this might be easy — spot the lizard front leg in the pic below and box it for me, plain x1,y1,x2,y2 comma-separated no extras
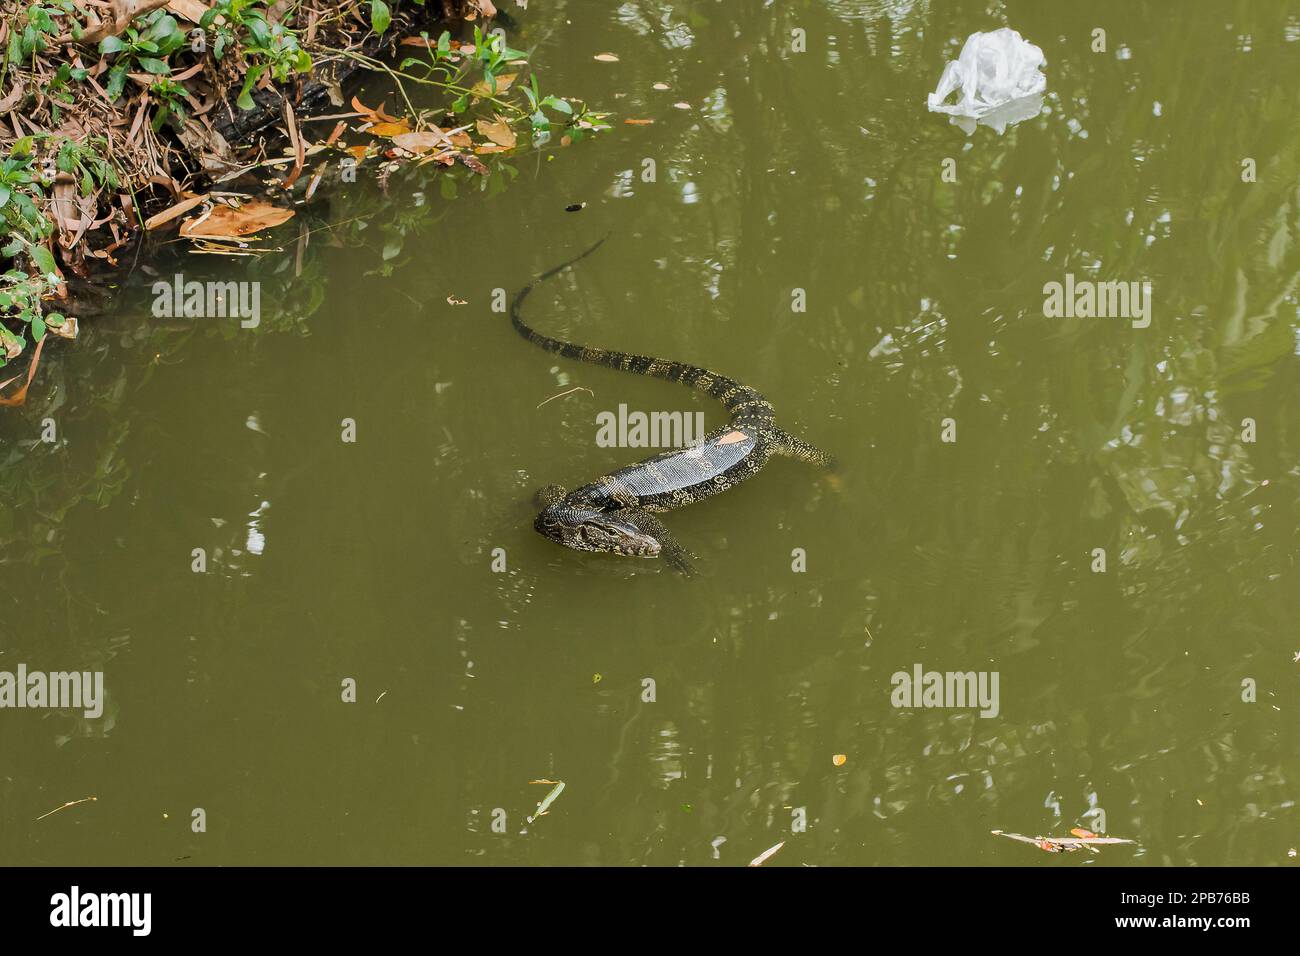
618,508,698,577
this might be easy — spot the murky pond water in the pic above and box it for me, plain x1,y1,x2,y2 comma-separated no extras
2,0,1298,866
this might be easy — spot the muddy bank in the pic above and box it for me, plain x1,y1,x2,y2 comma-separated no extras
0,0,606,402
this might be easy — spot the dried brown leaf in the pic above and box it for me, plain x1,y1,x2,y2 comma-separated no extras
367,121,411,137
392,130,449,153
471,72,516,97
180,200,294,239
166,0,209,23
457,153,489,175
475,115,516,149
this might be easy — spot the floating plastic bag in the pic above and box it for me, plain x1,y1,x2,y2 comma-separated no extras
927,27,1046,135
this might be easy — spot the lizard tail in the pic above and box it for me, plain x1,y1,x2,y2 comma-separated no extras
510,237,774,425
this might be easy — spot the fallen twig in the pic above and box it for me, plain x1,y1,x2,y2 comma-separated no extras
536,385,593,409
36,795,98,821
0,334,48,407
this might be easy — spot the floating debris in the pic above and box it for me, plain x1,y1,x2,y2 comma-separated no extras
179,200,295,240
992,828,1136,854
470,73,517,97
36,795,98,822
749,841,785,867
536,385,593,409
527,781,566,824
476,115,517,149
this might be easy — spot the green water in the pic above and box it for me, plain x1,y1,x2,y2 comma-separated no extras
2,0,1298,866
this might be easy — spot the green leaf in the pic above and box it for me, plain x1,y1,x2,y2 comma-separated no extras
31,314,45,342
137,57,171,74
105,66,126,101
32,245,57,276
246,18,270,46
152,14,182,47
237,65,265,110
99,35,126,55
371,0,391,35
12,193,40,226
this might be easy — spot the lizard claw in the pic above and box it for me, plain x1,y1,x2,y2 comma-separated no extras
663,547,698,578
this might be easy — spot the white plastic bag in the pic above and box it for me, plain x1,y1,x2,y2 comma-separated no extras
927,27,1046,135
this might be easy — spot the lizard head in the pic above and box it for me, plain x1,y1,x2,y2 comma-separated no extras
534,502,662,557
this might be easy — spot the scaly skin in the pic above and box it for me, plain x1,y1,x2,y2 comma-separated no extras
514,238,832,575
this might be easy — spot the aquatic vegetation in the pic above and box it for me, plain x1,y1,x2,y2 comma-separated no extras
198,0,312,109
